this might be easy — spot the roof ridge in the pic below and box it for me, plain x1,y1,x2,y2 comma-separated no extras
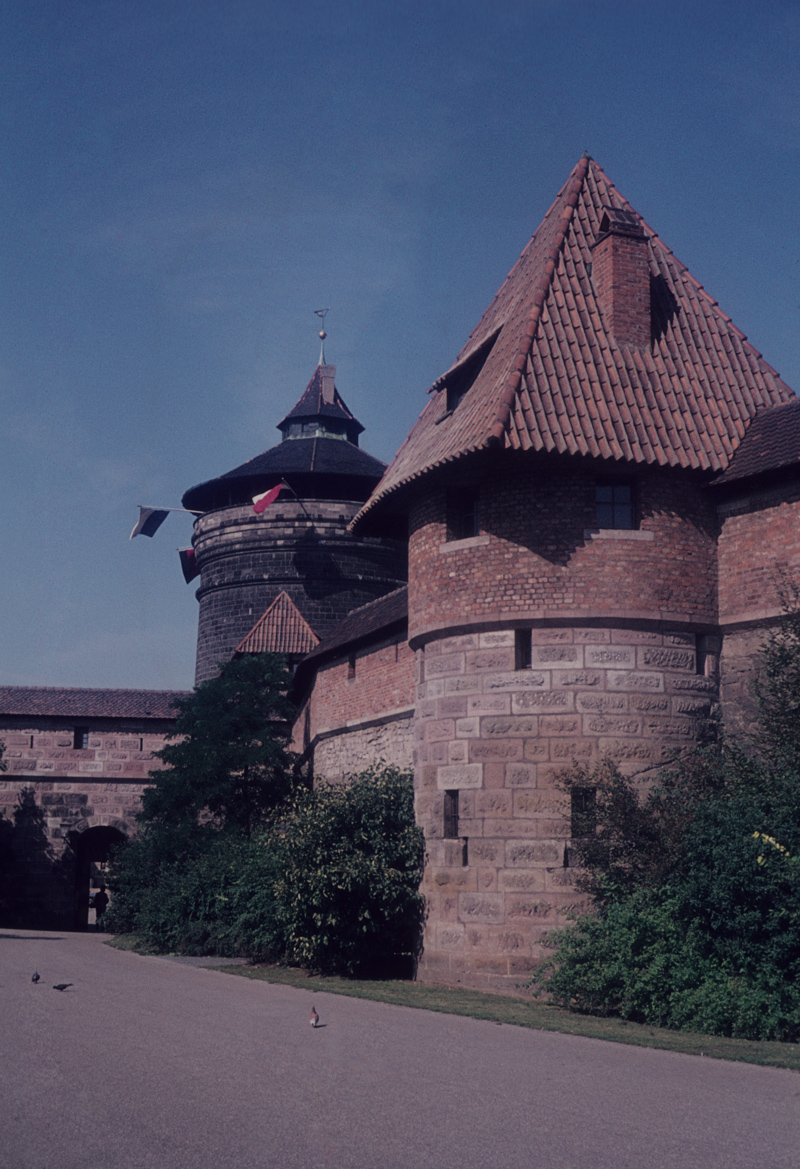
486,155,590,445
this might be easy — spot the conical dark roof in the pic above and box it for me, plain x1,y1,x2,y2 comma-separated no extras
353,156,795,530
183,363,386,512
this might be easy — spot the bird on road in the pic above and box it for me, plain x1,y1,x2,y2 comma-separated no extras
53,983,73,992
31,972,40,983
310,1005,319,1028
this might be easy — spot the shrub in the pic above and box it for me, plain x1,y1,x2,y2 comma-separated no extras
273,766,425,977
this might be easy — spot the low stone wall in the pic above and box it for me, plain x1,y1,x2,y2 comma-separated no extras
309,715,414,784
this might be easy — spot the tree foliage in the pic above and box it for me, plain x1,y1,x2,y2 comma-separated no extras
536,599,800,1041
141,653,297,838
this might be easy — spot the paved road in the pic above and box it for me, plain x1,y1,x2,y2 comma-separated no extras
2,930,798,1169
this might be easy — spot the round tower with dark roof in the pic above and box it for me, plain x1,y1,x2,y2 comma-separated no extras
183,362,406,684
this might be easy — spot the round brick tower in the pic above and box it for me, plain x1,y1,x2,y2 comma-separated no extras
183,361,406,684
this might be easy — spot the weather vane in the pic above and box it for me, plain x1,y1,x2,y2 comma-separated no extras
314,307,330,365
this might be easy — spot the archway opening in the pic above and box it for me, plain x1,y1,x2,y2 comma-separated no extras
71,825,126,931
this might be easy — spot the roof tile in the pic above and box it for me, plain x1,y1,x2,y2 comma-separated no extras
355,157,795,528
235,592,320,657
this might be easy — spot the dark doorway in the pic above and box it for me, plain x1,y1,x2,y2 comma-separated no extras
71,825,126,931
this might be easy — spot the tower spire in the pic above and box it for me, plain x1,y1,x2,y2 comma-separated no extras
314,307,330,365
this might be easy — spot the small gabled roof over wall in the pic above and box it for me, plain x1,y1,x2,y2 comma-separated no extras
354,156,795,530
712,397,800,485
235,592,321,657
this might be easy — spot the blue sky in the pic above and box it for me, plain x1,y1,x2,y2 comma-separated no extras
2,0,799,690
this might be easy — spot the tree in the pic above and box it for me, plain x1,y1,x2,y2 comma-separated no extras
141,653,298,838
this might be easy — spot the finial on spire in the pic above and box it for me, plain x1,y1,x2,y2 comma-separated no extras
314,307,330,365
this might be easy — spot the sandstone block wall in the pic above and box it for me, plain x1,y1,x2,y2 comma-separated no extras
414,625,716,990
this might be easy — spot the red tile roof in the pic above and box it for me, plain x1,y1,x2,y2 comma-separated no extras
0,687,187,720
235,592,320,657
354,157,795,527
712,397,800,484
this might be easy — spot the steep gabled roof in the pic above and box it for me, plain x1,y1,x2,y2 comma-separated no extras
712,397,800,485
355,156,795,527
235,591,320,657
0,687,186,720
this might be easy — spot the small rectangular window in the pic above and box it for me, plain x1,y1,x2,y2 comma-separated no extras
446,487,480,541
347,654,356,681
73,727,89,750
595,481,634,530
515,629,532,670
570,787,596,838
443,790,459,839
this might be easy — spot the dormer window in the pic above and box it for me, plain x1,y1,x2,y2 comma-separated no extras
438,329,501,417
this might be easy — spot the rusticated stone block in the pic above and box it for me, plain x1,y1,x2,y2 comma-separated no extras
424,719,455,742
481,715,538,737
629,693,670,713
425,654,465,679
458,892,504,924
531,644,583,666
574,628,610,644
443,676,481,695
506,840,562,866
607,670,664,692
583,715,641,736
663,631,694,646
576,692,628,713
477,867,498,891
455,717,480,737
436,926,465,949
505,896,558,921
479,630,515,648
523,740,549,761
551,669,602,688
585,645,635,669
611,629,662,645
539,714,581,736
469,739,522,762
642,717,695,739
485,671,549,692
531,629,572,644
599,738,654,762
668,675,717,694
467,694,511,715
469,838,502,864
436,763,482,789
506,762,539,786
673,696,712,715
448,740,468,763
475,790,512,817
639,646,695,671
499,869,546,892
513,790,562,816
438,696,468,717
550,739,596,761
512,689,573,713
466,649,515,672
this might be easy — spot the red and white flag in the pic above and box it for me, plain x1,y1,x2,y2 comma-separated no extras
252,483,283,514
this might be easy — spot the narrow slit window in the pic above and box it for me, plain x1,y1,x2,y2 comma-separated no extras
443,790,459,839
570,787,596,838
73,726,89,750
446,487,480,541
515,629,532,670
595,481,634,530
347,654,356,681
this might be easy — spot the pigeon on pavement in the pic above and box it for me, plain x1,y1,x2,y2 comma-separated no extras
310,1005,319,1028
31,972,40,983
53,983,73,992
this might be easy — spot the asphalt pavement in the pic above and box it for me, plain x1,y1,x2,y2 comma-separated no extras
2,929,798,1169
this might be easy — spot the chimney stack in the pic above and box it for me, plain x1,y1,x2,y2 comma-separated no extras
592,207,651,350
320,364,336,405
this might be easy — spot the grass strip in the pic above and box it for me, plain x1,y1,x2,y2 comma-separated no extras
218,962,800,1072
106,938,800,1071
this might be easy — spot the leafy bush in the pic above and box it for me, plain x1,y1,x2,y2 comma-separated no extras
273,765,425,977
535,597,800,1041
107,762,425,975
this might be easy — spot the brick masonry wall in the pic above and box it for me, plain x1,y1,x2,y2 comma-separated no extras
292,635,416,782
717,483,800,737
408,463,718,641
193,500,406,683
414,625,716,990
